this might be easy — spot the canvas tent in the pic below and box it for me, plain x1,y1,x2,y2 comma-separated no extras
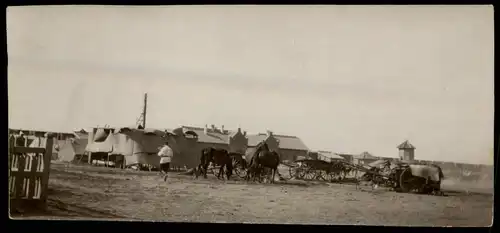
86,128,115,154
28,135,88,162
353,151,379,165
85,127,197,168
28,137,64,160
57,138,88,162
110,127,168,167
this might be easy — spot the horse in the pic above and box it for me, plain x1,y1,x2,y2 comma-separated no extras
244,147,261,181
245,141,281,183
198,147,234,180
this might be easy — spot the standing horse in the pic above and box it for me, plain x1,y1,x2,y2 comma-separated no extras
244,147,261,181
198,147,233,180
245,141,281,183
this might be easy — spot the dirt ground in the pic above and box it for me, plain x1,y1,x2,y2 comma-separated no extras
10,162,493,226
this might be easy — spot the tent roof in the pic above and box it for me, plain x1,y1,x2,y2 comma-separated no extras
353,151,378,160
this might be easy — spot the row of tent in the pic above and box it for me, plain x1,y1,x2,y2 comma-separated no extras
19,126,390,170
22,127,359,169
55,127,211,169
86,127,185,167
16,126,252,169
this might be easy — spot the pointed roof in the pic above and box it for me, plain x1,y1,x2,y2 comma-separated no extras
229,127,245,138
353,151,378,159
397,140,416,149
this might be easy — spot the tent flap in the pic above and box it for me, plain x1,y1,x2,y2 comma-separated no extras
94,128,110,142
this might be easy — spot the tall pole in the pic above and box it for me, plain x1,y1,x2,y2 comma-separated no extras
142,93,147,128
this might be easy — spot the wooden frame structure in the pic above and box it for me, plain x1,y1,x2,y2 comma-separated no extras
9,133,54,212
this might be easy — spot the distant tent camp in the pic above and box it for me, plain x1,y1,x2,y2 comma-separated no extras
29,136,88,162
85,127,179,168
84,126,204,169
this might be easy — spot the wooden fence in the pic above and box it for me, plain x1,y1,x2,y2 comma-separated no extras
9,134,54,211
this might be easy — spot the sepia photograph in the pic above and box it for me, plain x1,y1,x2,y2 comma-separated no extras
7,5,494,226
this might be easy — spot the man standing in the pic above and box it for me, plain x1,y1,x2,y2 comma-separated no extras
158,141,174,182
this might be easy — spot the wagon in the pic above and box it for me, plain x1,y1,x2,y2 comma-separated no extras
390,162,444,194
350,159,444,194
230,152,248,179
203,152,248,179
283,159,349,182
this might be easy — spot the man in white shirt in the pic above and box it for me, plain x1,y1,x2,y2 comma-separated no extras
158,141,174,182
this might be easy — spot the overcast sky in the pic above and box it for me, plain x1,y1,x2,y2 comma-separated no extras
7,5,494,164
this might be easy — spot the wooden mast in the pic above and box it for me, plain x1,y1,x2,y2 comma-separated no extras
135,93,148,129
142,93,147,128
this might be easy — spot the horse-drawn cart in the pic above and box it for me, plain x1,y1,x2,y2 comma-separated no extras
230,152,248,179
391,162,444,194
347,159,444,194
200,152,248,179
281,158,444,195
282,159,349,182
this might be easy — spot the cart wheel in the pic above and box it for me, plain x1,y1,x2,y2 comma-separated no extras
288,166,298,179
303,168,316,180
232,157,247,179
317,170,328,181
234,167,247,179
234,162,247,179
399,167,417,193
329,172,339,183
212,165,222,178
294,167,305,180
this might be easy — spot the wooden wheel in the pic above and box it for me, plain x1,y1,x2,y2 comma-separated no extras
233,162,247,179
294,167,306,180
289,166,298,179
303,168,316,180
212,165,223,178
231,155,247,179
399,167,417,193
317,170,328,181
329,172,340,182
288,167,298,179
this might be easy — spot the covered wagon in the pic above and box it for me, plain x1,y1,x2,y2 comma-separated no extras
392,161,444,194
357,159,445,194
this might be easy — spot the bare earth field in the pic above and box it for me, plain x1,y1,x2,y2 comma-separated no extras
11,162,493,226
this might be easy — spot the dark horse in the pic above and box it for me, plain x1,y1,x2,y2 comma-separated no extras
245,141,281,183
198,147,233,180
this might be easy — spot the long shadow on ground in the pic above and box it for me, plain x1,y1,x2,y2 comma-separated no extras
10,188,127,220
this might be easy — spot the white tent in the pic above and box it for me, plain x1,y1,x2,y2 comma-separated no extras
57,138,88,162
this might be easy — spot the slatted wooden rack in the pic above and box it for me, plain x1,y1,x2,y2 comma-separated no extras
9,134,54,211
